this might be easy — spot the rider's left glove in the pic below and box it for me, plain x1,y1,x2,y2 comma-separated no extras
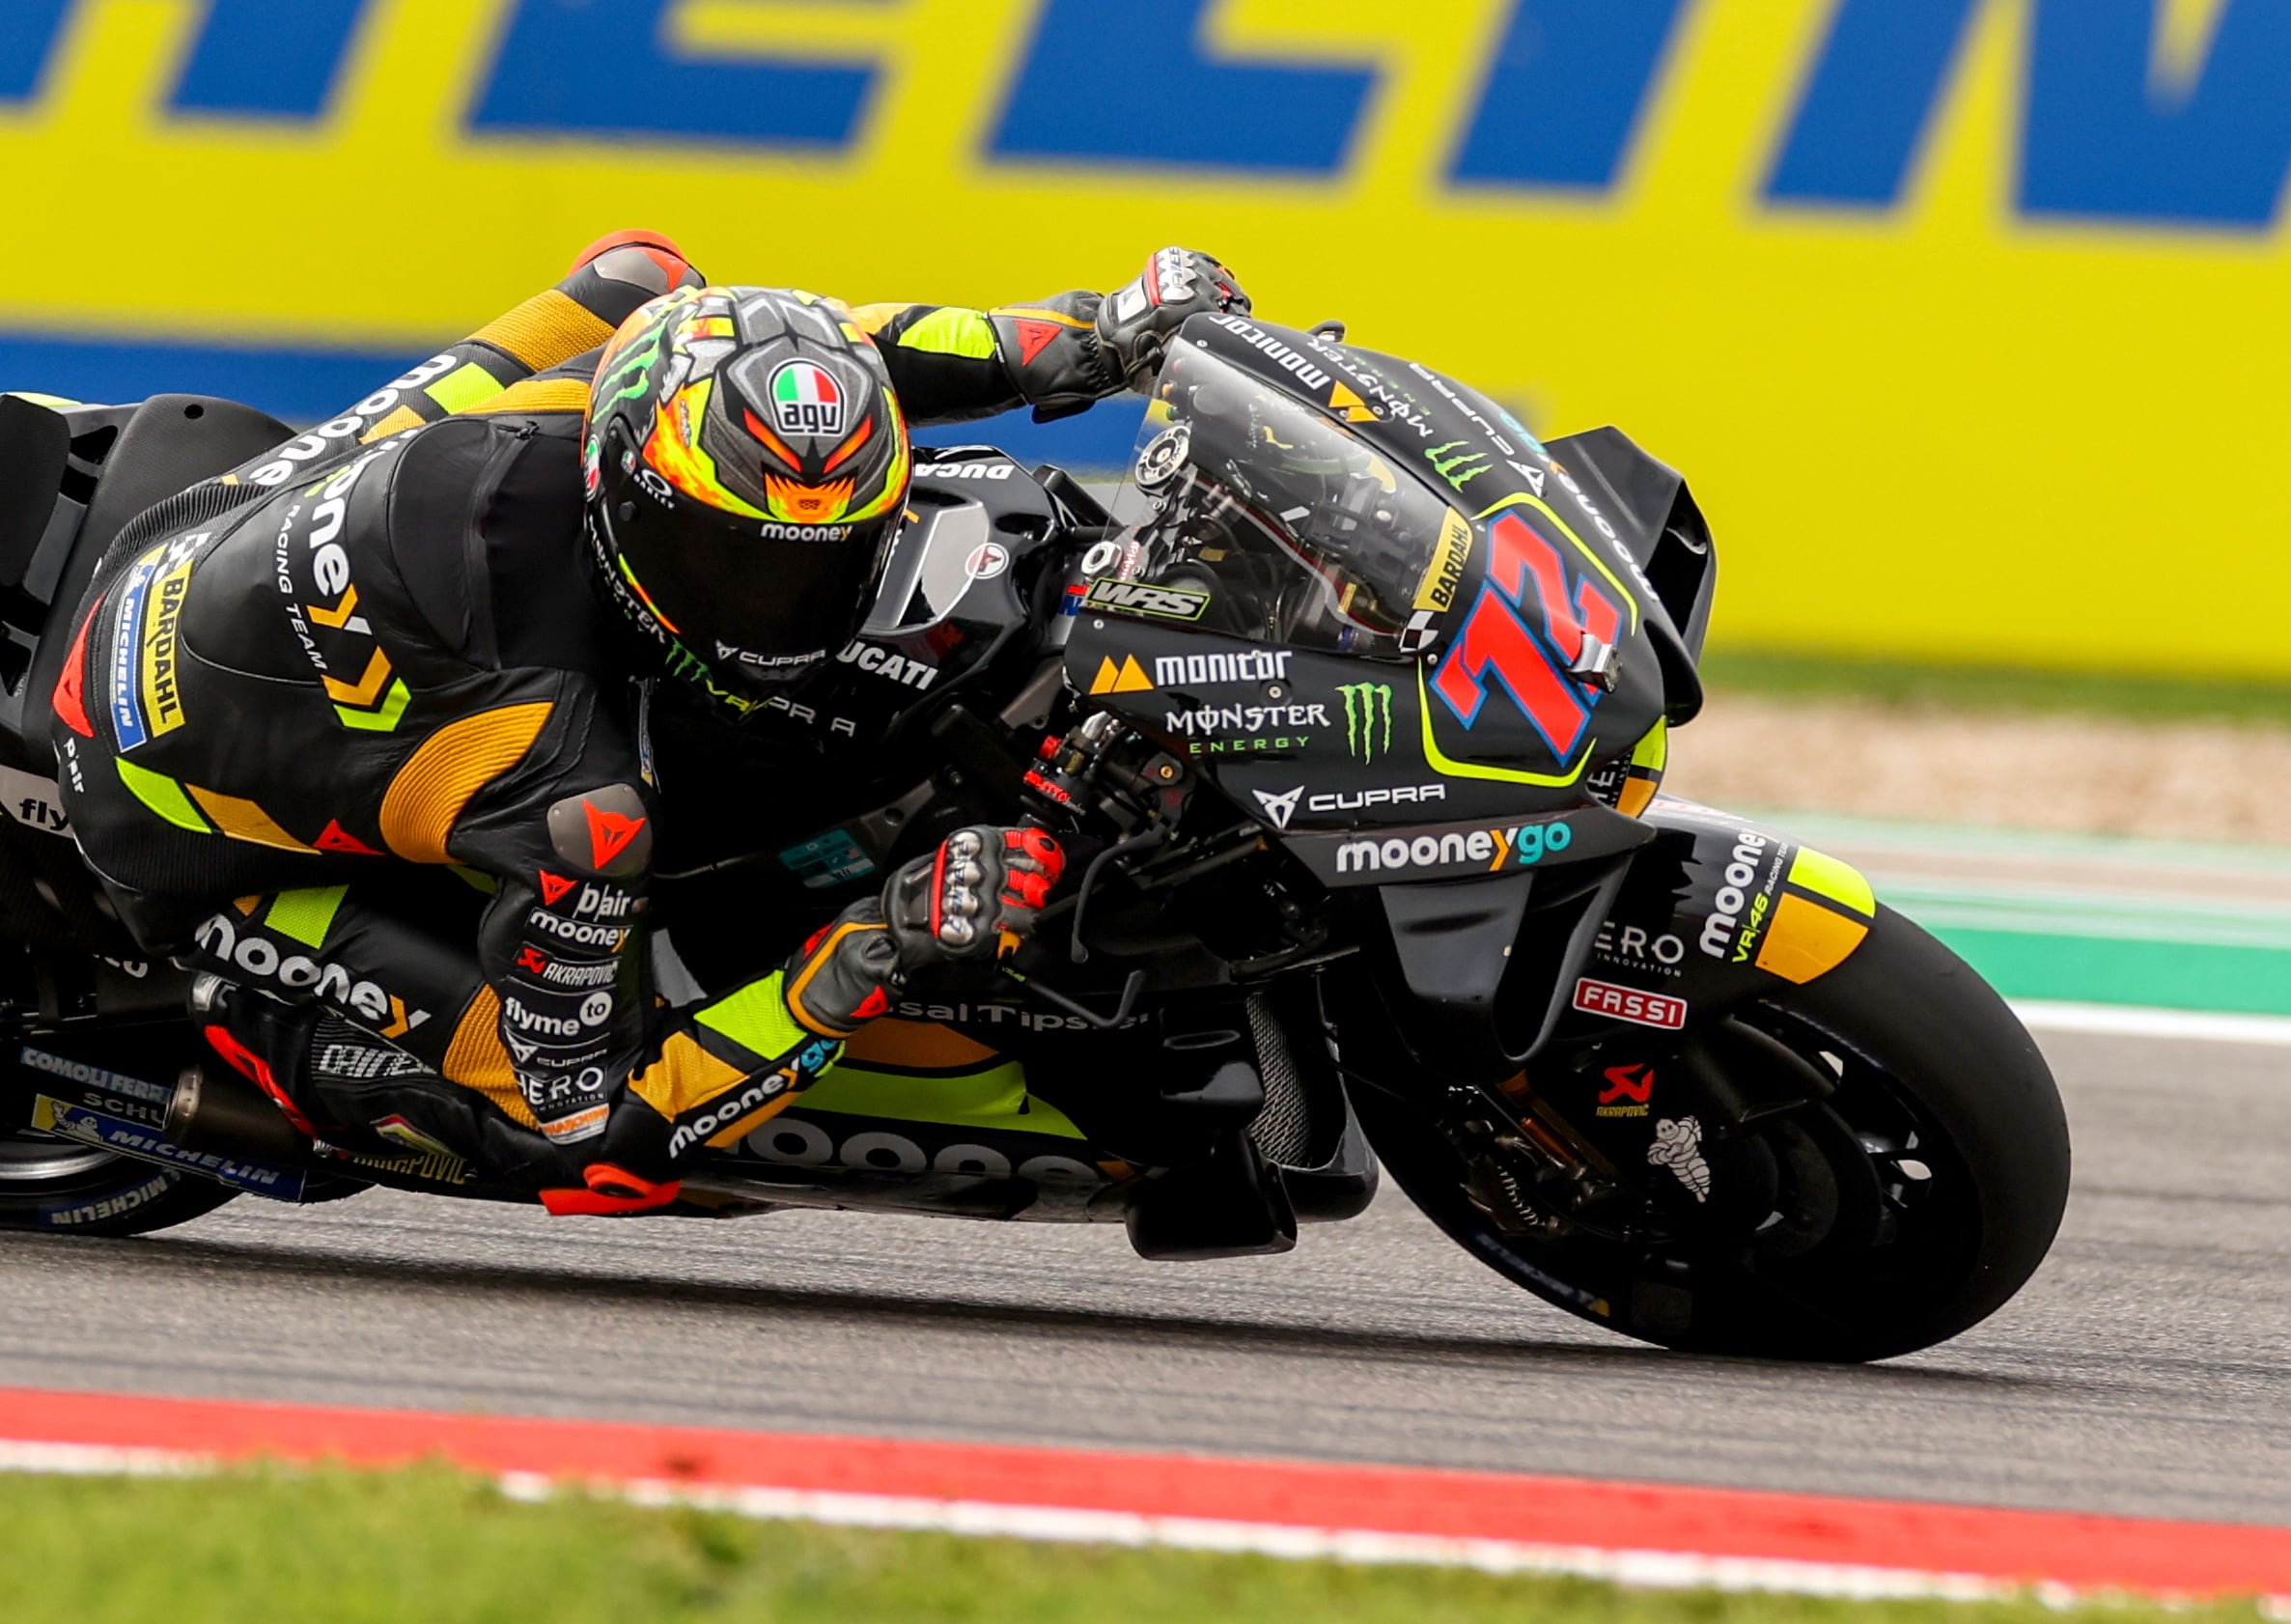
781,826,1067,1038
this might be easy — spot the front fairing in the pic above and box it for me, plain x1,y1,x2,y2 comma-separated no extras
1067,314,1668,835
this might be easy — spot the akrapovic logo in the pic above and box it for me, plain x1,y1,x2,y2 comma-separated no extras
537,959,618,990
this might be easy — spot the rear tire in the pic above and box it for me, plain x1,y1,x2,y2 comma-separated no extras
0,1129,240,1235
1352,905,2070,1361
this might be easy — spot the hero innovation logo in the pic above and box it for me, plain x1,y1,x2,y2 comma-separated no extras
768,360,844,436
1338,683,1393,764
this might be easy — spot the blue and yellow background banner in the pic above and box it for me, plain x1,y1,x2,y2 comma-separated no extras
4,0,2288,675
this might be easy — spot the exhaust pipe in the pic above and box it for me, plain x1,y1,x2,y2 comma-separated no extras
164,1061,313,1164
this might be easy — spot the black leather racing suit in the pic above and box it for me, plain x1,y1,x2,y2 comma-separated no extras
53,232,1126,1204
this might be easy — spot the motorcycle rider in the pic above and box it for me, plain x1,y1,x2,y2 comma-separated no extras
52,233,1249,1211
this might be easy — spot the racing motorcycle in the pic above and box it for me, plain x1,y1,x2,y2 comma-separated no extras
0,314,2070,1362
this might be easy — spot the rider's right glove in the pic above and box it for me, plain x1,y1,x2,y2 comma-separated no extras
992,248,1249,420
781,826,1067,1038
1094,248,1250,393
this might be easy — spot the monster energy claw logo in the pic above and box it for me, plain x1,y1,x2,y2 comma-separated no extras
1339,683,1394,764
1427,441,1492,492
596,301,677,406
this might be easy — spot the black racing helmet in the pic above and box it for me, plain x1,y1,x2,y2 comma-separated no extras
584,286,911,715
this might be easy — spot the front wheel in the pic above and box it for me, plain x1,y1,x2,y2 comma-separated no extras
1349,905,2070,1361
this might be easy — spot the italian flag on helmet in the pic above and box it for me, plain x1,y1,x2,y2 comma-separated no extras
769,360,844,435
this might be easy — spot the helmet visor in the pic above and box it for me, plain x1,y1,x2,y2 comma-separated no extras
598,495,888,687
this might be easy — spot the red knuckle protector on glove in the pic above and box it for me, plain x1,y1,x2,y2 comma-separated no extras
1003,868,1053,910
885,826,1066,968
1006,826,1065,880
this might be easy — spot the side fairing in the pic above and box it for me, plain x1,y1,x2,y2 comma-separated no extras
1558,798,1881,1036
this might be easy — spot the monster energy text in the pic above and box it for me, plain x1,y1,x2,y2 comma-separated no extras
1339,683,1394,764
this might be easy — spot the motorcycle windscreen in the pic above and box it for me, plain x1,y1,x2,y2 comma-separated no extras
1101,343,1466,661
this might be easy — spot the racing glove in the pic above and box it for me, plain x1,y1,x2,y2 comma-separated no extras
988,248,1248,420
1095,248,1249,392
781,826,1067,1038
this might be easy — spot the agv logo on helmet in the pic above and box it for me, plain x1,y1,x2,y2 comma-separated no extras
768,360,845,437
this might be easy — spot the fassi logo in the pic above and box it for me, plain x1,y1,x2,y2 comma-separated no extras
1572,978,1686,1031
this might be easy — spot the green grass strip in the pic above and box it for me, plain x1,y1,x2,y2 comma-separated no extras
1,1465,2277,1624
1701,648,2291,729
1918,927,2291,1016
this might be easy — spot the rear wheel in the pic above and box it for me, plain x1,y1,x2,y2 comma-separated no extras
0,1128,239,1235
1350,906,2070,1361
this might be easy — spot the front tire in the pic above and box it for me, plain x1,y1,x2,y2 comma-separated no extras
1351,905,2070,1361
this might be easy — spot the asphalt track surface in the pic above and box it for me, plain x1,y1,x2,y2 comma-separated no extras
1,1025,2285,1528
